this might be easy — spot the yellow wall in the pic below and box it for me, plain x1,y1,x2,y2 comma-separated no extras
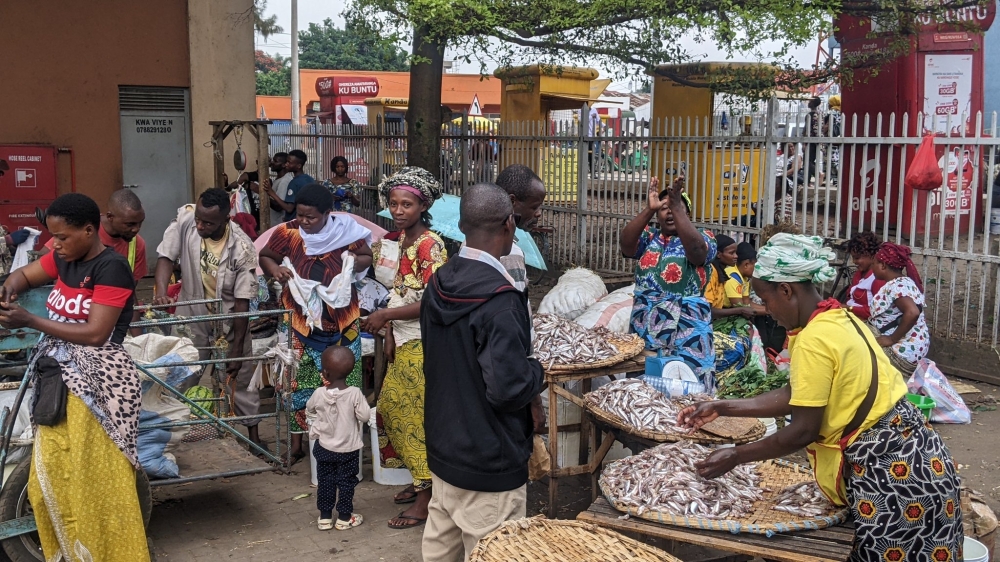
187,0,257,191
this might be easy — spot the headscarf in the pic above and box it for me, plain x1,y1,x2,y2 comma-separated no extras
754,233,836,284
377,166,443,208
875,242,923,291
658,187,694,217
711,234,736,282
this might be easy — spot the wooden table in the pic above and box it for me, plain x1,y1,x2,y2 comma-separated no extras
578,498,854,562
544,357,645,517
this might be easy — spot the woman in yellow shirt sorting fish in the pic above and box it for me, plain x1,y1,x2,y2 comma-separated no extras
678,233,962,562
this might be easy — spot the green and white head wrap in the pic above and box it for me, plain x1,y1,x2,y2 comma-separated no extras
754,233,836,284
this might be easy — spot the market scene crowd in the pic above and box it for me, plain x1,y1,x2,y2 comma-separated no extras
0,146,973,562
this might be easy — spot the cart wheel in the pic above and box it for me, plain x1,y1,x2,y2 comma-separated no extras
0,458,154,562
0,458,42,562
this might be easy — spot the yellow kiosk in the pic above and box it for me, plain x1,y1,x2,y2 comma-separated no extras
493,65,606,203
650,63,775,223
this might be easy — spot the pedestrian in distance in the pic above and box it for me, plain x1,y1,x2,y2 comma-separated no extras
306,345,370,531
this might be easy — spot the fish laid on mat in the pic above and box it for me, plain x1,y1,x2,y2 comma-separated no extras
770,481,834,518
601,442,763,520
585,379,713,434
532,313,621,367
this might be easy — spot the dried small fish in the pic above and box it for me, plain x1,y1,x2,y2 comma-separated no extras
600,442,763,520
585,379,712,434
770,481,834,518
532,314,621,365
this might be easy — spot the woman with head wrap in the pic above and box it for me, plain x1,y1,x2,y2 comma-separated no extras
620,176,718,391
360,166,446,529
678,234,962,562
868,242,929,374
844,232,884,320
259,184,374,464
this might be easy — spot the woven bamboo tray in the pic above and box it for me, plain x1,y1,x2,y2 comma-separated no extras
601,459,849,537
469,516,682,562
584,402,767,445
543,333,645,373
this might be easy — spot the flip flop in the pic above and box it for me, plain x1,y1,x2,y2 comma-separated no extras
393,486,417,504
387,511,426,529
283,452,306,467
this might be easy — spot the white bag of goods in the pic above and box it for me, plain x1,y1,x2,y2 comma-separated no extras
0,389,33,466
574,285,635,334
538,268,608,320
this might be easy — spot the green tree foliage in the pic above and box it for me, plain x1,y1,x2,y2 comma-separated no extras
298,18,410,71
347,0,989,173
255,50,290,96
253,0,283,42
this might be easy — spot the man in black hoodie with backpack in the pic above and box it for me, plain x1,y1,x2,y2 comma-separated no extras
420,183,544,561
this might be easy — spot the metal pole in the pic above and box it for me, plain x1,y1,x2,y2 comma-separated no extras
762,95,778,227
290,0,300,125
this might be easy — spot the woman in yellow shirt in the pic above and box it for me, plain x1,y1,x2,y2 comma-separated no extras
679,234,962,562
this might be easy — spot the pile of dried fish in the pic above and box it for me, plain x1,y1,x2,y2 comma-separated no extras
532,313,620,366
601,442,763,520
770,481,834,518
585,379,712,433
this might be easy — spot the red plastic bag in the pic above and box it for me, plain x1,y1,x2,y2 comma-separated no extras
905,134,943,191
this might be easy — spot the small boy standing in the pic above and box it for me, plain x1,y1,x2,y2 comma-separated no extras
305,346,370,531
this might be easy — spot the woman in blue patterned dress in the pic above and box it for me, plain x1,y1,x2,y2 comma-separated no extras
620,176,718,392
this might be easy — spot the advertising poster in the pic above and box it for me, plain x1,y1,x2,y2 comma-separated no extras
922,54,973,134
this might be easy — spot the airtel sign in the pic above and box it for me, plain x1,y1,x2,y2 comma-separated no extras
315,76,380,104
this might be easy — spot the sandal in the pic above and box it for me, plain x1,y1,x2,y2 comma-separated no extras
318,518,334,531
393,486,417,504
387,511,426,529
283,451,307,467
336,514,364,530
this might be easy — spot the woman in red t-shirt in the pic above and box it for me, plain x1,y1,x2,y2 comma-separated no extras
844,231,884,320
0,193,148,561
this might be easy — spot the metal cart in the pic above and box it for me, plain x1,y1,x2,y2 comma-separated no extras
0,290,292,561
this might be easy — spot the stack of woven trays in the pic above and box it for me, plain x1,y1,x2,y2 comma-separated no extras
470,516,681,561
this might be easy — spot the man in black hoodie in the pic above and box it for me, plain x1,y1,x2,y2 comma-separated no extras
420,183,544,561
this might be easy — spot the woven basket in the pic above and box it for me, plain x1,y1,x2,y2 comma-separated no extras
601,459,850,537
469,516,681,562
584,402,767,445
543,334,645,373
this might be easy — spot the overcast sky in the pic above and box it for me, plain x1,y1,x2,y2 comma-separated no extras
256,0,818,91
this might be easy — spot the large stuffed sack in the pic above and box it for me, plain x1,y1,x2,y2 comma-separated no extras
538,268,608,320
574,285,634,334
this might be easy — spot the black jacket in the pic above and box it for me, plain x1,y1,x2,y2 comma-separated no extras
421,256,544,493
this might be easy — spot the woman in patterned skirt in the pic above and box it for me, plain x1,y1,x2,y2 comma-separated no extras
0,194,148,561
868,242,929,374
679,234,963,562
260,183,373,465
620,175,718,392
362,167,447,529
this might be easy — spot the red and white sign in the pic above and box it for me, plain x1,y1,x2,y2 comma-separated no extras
932,147,975,217
922,54,973,135
469,94,483,116
0,145,58,201
315,76,380,105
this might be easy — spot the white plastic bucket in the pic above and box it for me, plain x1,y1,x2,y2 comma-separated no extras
759,417,778,438
368,423,413,486
990,208,1000,235
310,431,364,487
964,536,990,562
